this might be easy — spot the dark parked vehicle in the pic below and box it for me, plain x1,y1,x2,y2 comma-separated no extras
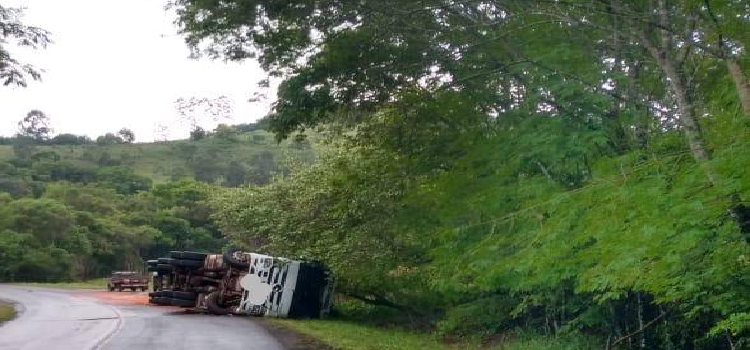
108,271,148,292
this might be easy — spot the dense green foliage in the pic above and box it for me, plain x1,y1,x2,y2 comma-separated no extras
176,0,750,348
0,125,313,282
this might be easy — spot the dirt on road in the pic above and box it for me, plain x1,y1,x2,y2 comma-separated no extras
76,290,150,306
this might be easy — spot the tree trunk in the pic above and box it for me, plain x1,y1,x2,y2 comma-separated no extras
638,31,718,185
726,58,750,116
637,293,646,349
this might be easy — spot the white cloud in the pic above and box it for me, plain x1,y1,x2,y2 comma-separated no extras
0,0,274,142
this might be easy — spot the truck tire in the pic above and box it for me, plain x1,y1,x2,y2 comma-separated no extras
205,291,231,315
171,291,197,300
175,259,203,268
170,298,196,307
223,249,250,269
153,297,170,305
156,263,173,272
180,251,207,261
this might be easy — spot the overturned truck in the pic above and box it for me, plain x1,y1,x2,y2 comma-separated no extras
146,249,335,318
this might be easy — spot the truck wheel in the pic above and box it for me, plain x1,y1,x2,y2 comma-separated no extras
108,285,114,291
175,259,203,268
156,263,173,272
153,297,170,305
170,298,196,307
130,287,136,292
180,251,207,261
171,291,197,300
223,248,250,269
205,292,231,315
142,287,147,292
118,287,123,292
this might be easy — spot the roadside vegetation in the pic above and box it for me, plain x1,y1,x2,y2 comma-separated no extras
272,318,601,350
0,301,17,324
173,0,750,348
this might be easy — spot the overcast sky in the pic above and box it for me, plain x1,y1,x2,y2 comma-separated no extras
0,0,273,142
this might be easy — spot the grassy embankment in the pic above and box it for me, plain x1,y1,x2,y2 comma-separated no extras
271,319,600,350
0,301,17,323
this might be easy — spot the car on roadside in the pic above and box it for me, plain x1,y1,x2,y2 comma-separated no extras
108,271,148,292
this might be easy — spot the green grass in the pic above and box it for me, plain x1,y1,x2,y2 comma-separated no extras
0,301,17,323
271,319,455,350
271,319,601,350
13,278,107,290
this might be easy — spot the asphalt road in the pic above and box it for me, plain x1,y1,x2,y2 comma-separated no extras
0,285,285,350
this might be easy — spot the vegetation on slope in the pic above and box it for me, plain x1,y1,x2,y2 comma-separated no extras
177,0,750,348
0,120,314,282
0,129,314,184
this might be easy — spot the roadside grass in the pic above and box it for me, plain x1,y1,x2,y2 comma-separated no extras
271,319,601,350
271,319,455,350
0,301,17,323
13,278,108,290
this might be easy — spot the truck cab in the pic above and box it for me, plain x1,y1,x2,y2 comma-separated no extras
236,253,335,318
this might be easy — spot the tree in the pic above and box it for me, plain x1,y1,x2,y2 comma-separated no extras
95,166,151,195
224,160,246,187
189,126,206,141
18,110,52,141
50,133,92,145
247,151,276,185
0,5,51,87
95,133,124,145
117,128,135,143
175,96,234,132
213,124,237,141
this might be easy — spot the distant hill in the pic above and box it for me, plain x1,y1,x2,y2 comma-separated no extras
0,130,315,186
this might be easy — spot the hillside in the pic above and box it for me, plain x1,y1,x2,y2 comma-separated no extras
0,130,315,185
0,128,318,283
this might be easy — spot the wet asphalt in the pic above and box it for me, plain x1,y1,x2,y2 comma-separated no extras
0,285,285,350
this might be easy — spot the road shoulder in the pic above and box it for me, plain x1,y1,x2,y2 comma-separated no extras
256,319,334,350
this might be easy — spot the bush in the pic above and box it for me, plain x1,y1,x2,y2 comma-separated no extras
50,133,92,145
437,295,517,337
